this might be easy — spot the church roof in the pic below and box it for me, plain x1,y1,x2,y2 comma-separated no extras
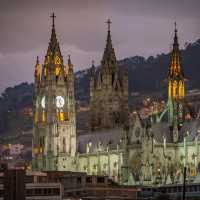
151,122,172,143
77,128,124,153
151,119,200,143
179,119,200,142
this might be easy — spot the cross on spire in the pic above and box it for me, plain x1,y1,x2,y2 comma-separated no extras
92,60,95,66
106,19,112,31
68,54,72,66
174,21,177,33
50,12,56,27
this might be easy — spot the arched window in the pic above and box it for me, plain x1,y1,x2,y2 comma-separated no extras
42,110,46,122
173,81,177,98
43,66,47,78
34,112,38,123
59,109,65,121
55,66,60,82
168,80,172,97
57,109,65,121
63,137,66,153
179,80,185,98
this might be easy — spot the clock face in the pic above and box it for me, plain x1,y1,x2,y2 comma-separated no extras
56,96,65,108
41,96,45,109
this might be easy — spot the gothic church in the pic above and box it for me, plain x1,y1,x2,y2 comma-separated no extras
32,14,200,185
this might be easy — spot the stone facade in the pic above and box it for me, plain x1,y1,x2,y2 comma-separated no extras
32,14,76,171
90,19,129,131
32,16,200,186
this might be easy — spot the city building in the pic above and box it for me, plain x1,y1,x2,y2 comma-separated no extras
0,168,139,200
32,14,200,186
9,144,24,156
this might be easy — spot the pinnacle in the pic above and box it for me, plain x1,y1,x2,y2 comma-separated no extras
102,19,116,65
47,13,61,56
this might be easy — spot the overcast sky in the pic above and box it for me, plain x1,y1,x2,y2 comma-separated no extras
0,0,199,94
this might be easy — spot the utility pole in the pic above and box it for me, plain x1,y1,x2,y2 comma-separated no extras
182,166,186,200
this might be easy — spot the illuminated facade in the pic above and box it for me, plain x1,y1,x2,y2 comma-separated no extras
167,23,185,142
32,13,76,171
32,16,200,186
76,23,200,185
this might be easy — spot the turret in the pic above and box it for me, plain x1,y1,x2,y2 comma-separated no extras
34,56,40,88
168,22,185,100
90,60,96,99
101,19,117,68
89,19,129,131
68,55,73,74
167,22,185,140
32,13,77,171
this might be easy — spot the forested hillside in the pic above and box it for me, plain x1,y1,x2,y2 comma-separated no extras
0,38,200,136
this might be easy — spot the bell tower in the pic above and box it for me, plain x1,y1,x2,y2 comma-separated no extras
90,19,129,130
167,22,185,141
32,13,76,171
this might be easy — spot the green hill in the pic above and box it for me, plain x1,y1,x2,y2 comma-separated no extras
0,38,200,138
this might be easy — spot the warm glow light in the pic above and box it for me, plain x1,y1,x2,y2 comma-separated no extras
42,110,46,122
35,64,40,80
39,147,43,153
44,67,47,77
55,56,61,64
57,110,65,121
60,111,65,121
55,66,60,76
34,112,38,123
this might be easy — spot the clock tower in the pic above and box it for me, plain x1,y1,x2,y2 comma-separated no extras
32,13,76,171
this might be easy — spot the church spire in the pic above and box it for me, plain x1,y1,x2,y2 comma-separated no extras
34,56,40,83
168,22,184,80
68,55,74,73
173,22,179,50
102,19,117,66
90,60,95,76
68,54,72,66
168,22,185,99
167,22,185,134
47,13,61,56
51,12,56,28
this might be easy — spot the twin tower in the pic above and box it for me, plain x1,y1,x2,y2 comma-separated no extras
32,14,185,171
32,14,128,170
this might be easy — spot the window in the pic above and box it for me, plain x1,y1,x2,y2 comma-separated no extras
42,110,46,122
55,66,60,76
44,66,47,77
97,177,105,183
60,110,65,121
77,177,82,184
86,177,92,183
52,188,60,195
63,137,66,152
57,109,65,121
34,112,38,123
47,188,52,194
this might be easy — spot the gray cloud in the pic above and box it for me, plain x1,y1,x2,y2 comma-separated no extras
0,0,199,93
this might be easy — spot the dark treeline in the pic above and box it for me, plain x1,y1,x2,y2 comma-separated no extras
0,39,200,135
